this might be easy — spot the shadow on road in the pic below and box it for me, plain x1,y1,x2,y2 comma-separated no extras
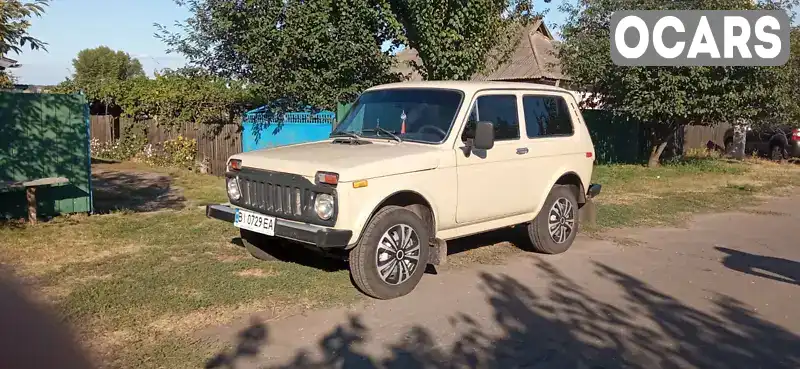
231,237,350,273
206,259,800,369
446,226,532,256
91,168,186,213
715,246,799,286
233,226,532,275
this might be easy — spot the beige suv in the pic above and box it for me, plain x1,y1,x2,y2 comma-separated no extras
207,81,601,299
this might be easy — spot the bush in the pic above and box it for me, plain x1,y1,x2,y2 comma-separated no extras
137,136,198,169
91,135,198,170
91,134,147,161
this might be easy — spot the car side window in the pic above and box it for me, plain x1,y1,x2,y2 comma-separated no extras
522,95,574,138
461,95,520,142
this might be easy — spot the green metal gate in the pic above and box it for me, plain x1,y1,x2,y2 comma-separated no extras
0,92,92,219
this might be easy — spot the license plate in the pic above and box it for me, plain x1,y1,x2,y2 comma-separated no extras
233,208,276,236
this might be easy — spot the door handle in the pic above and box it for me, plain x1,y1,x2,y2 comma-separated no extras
516,148,529,155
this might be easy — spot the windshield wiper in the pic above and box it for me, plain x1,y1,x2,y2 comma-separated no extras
363,127,403,143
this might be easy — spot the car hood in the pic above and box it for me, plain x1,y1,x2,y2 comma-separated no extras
230,139,442,181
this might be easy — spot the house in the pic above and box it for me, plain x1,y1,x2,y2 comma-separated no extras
393,18,568,87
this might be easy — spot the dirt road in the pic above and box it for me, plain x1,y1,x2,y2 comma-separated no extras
207,195,800,369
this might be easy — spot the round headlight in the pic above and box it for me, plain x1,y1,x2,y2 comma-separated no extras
314,194,335,220
226,177,241,201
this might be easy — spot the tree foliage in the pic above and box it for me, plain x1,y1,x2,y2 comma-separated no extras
159,0,548,106
114,67,258,126
158,0,401,110
558,0,800,166
0,0,48,55
60,46,145,102
784,27,800,123
385,0,540,80
0,0,48,87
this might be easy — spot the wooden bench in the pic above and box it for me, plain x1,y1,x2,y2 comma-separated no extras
0,177,70,224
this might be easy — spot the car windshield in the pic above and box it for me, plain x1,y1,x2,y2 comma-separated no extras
332,88,463,144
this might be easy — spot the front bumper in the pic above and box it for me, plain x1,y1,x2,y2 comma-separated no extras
789,141,800,158
206,204,352,249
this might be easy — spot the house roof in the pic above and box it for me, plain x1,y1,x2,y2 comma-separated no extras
393,18,565,82
0,56,19,70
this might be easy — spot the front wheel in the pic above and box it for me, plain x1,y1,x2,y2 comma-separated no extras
527,185,580,254
770,145,785,162
349,206,430,299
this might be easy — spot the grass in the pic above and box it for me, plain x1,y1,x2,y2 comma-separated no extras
2,208,359,368
587,157,800,232
1,164,358,369
2,157,800,368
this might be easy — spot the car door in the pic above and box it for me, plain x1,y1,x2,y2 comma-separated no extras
519,92,584,214
455,92,530,224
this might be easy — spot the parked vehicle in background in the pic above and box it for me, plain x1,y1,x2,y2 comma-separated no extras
206,81,601,299
724,123,800,161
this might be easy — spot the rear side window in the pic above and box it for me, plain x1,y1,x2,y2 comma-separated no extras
461,95,520,142
522,95,574,138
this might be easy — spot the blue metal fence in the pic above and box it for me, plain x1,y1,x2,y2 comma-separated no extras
241,107,336,152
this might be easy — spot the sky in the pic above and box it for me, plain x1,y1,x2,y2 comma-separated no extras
13,0,567,86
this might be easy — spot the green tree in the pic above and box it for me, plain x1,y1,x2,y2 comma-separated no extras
65,46,145,101
385,0,540,80
0,0,48,54
558,0,799,167
0,0,48,87
159,0,401,110
784,27,800,123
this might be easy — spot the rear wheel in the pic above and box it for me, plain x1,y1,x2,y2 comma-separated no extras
527,185,579,254
240,229,284,261
770,144,785,162
349,206,430,300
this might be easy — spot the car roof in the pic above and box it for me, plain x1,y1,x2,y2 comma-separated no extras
365,80,571,95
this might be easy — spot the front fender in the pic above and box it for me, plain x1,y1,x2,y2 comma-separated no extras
340,172,444,246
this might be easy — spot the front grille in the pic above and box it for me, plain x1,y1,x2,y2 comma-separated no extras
229,167,337,226
240,179,311,217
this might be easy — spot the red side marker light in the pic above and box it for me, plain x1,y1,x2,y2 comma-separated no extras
228,159,242,171
586,152,593,158
316,171,339,185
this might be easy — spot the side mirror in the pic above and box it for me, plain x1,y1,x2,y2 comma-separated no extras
473,121,495,150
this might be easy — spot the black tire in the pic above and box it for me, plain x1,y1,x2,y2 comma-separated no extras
349,205,430,300
770,144,787,162
240,229,283,261
527,185,579,254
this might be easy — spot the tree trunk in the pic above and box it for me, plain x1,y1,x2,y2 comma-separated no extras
731,123,747,160
648,140,670,167
647,124,676,168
